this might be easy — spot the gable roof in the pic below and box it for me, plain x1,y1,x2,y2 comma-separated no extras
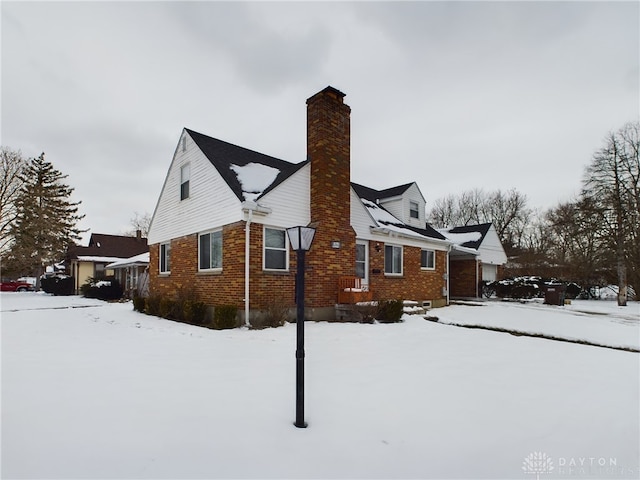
351,182,414,203
440,223,492,250
186,128,306,201
68,233,148,260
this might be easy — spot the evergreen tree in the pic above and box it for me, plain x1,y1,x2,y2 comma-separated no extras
7,153,84,278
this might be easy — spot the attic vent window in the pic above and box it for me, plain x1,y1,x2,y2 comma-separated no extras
180,163,190,200
410,201,419,219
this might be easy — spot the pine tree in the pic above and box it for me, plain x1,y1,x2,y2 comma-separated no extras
8,153,84,278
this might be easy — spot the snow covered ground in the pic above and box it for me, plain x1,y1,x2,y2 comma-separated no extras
2,292,639,479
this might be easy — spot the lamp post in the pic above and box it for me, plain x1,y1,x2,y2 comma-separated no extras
286,225,316,428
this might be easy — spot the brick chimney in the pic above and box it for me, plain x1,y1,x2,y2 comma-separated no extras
307,86,351,226
306,86,356,313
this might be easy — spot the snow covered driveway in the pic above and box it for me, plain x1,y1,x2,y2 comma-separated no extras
2,293,638,479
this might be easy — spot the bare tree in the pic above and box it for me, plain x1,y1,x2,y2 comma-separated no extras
125,211,151,237
583,122,639,306
0,147,26,255
428,188,531,253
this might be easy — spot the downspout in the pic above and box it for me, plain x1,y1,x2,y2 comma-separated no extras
244,208,253,327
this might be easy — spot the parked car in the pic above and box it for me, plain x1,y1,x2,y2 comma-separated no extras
1,279,34,292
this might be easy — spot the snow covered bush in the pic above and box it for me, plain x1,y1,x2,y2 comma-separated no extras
82,277,123,301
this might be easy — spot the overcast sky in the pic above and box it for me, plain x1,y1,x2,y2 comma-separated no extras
2,1,638,244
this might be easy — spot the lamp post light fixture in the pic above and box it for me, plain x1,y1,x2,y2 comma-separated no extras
286,225,316,428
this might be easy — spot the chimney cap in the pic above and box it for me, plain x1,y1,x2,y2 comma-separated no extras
307,85,346,103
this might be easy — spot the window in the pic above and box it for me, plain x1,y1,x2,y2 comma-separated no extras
384,244,403,275
355,243,366,279
160,243,171,273
409,201,419,219
264,227,288,270
421,249,435,270
199,230,222,271
180,163,190,200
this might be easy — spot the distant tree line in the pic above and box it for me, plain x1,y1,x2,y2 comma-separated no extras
428,121,639,306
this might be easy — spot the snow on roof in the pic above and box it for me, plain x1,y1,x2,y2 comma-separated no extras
76,256,125,263
230,162,281,201
362,199,444,242
438,229,483,246
105,252,150,269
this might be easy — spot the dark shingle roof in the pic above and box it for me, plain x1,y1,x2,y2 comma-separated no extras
351,182,414,203
68,233,148,259
447,223,492,249
186,129,305,201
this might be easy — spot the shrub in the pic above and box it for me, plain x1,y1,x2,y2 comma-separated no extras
145,295,162,317
354,302,379,324
41,275,75,296
159,297,177,319
250,296,292,329
132,295,146,313
83,277,123,301
376,299,404,323
214,304,238,330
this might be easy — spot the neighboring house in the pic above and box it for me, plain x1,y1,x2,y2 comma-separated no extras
438,223,508,298
67,232,148,293
105,252,150,298
147,86,482,321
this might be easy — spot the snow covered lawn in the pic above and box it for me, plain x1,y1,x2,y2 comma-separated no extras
2,293,639,479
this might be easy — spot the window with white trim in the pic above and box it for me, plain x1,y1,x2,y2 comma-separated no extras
384,244,403,275
160,242,171,274
264,227,288,270
180,163,190,200
421,249,435,270
410,201,419,219
199,230,222,271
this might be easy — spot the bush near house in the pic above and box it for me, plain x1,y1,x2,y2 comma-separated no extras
376,299,404,323
250,296,293,329
137,289,208,327
82,277,123,301
213,305,238,330
41,275,75,296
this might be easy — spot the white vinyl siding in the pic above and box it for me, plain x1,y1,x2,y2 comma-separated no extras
384,244,403,275
264,227,288,271
148,130,243,245
199,230,222,271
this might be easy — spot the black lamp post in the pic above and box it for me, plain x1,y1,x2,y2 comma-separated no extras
286,225,316,428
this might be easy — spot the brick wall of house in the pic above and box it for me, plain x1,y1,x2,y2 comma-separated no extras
305,87,357,309
367,243,446,303
449,259,480,298
149,222,297,310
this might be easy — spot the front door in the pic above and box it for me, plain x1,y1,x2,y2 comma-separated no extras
355,241,369,288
